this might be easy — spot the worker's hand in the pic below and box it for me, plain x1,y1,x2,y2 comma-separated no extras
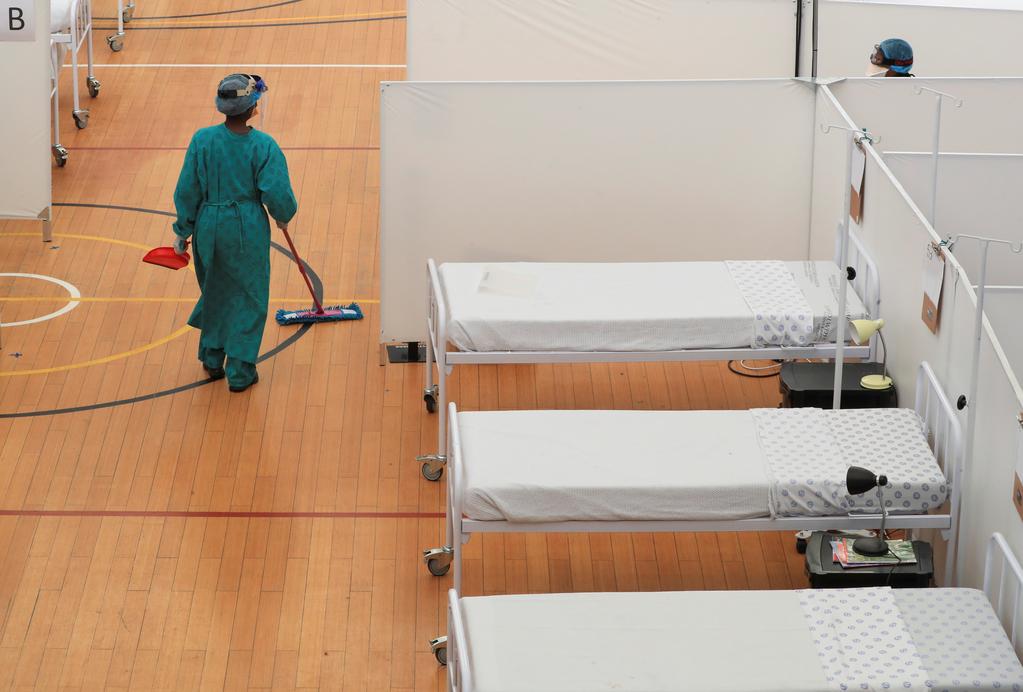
172,236,188,256
275,220,289,232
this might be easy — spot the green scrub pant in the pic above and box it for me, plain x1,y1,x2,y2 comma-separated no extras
200,346,257,388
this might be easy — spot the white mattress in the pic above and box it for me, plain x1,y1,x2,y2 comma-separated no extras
458,588,1023,692
458,408,947,522
439,260,869,352
51,0,74,32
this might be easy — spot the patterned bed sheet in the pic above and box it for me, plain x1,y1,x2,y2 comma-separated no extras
752,407,948,517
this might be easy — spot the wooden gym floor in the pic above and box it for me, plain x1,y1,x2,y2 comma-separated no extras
0,2,810,688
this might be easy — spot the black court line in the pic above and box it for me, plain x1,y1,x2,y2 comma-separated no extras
96,0,304,21
94,15,406,31
0,202,320,419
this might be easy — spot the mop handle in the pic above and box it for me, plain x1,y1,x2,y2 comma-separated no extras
280,226,324,314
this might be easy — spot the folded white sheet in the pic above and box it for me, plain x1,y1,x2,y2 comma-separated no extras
439,260,868,353
460,590,828,692
460,410,770,522
458,408,947,522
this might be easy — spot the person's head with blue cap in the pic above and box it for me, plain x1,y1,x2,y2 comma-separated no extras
215,73,268,124
869,39,914,77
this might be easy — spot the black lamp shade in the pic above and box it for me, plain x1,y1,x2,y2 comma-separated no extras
846,466,879,495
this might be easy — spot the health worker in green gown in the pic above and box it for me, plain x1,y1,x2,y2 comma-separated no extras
171,74,297,392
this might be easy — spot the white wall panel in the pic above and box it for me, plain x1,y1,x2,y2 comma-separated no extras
408,0,799,81
380,79,816,342
811,0,1023,78
0,0,51,221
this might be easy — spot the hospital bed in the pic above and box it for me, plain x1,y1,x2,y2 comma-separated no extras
423,362,962,595
418,227,880,481
51,0,100,164
437,532,1023,691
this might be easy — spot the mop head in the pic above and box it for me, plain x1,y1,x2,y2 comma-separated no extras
275,302,364,325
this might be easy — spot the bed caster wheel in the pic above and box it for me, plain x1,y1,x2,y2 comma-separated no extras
795,530,812,554
430,636,447,666
122,3,135,22
52,145,68,167
421,462,443,482
424,386,438,413
87,77,101,98
73,110,89,129
417,454,446,482
423,546,452,576
107,35,124,52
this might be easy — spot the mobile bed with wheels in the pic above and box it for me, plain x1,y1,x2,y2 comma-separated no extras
50,0,102,167
418,227,880,481
439,532,1023,691
423,363,962,596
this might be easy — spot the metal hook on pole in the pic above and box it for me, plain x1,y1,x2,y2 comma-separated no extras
819,124,880,409
819,124,881,145
915,87,964,229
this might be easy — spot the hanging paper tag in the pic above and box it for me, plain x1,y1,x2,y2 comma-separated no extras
849,141,866,224
921,242,945,333
1014,414,1023,522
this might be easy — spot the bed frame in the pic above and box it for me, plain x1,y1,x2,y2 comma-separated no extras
50,0,101,167
423,363,963,599
418,227,881,481
438,531,1023,684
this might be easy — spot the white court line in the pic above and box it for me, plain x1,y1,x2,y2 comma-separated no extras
64,63,406,69
0,274,81,327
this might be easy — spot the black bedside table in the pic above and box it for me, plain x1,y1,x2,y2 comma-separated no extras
780,362,898,409
804,531,933,588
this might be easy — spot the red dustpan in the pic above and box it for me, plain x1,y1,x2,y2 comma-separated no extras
143,241,190,270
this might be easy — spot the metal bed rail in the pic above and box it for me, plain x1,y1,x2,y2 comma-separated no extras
985,532,1023,653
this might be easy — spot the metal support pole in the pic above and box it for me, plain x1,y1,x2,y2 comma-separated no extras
820,124,879,409
832,130,854,410
915,87,963,229
947,233,1023,583
811,0,819,78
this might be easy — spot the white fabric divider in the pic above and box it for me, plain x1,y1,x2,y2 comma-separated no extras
407,0,798,81
809,0,1023,78
0,0,51,223
884,152,1023,282
816,84,1023,585
829,78,1023,154
380,79,817,343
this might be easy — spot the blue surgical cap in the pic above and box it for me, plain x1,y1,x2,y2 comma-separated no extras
879,38,913,74
215,73,262,117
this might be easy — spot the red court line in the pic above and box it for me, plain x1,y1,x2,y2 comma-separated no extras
0,509,443,519
69,146,380,152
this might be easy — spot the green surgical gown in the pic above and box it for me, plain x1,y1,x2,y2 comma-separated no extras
172,125,297,367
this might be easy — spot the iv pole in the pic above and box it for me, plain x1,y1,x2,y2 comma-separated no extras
820,124,878,409
915,87,963,228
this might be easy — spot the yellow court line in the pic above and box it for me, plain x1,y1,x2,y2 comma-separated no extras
0,296,380,304
0,326,193,377
111,9,405,26
1,232,155,253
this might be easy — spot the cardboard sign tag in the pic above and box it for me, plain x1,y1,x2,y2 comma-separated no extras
849,141,866,224
0,1,34,41
921,243,945,333
1014,414,1023,522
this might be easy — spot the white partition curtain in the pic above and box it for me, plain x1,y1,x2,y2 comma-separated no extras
380,79,817,343
807,0,1023,78
0,0,52,222
407,0,799,81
